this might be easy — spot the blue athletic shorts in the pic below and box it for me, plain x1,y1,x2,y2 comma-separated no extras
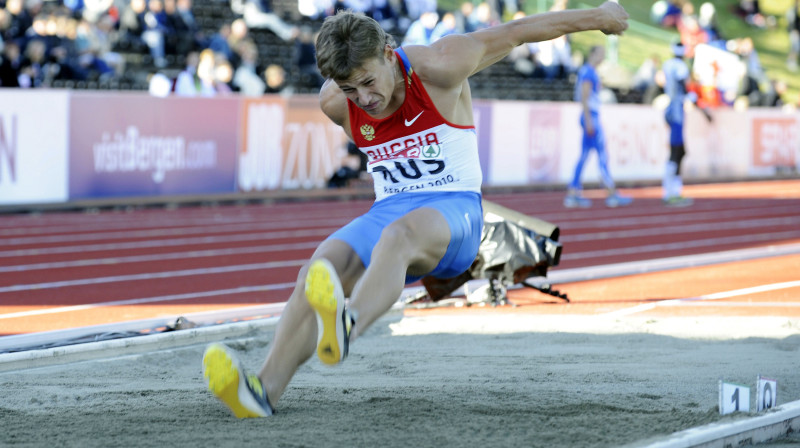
668,121,684,146
326,191,484,284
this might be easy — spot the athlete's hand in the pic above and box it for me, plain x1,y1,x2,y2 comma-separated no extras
598,1,629,36
701,107,713,123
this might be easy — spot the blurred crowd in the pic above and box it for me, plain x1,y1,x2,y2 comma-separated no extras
1,0,798,107
647,0,798,109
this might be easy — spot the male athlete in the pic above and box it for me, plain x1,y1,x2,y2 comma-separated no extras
661,42,701,207
564,45,632,208
202,2,629,417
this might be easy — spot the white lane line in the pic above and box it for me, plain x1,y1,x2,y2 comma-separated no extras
0,209,362,236
558,204,800,230
0,241,320,273
535,242,800,284
670,302,800,307
3,225,798,271
1,218,349,246
602,280,800,318
0,260,305,293
565,230,800,260
0,228,335,258
563,216,799,242
0,284,296,320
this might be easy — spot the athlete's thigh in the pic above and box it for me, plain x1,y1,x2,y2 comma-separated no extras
400,192,483,280
388,206,452,272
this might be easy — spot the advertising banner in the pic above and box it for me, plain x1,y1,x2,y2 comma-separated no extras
600,103,669,181
239,95,348,191
0,91,69,205
472,100,493,184
487,101,575,186
69,93,239,199
750,112,798,173
527,103,564,184
486,101,666,186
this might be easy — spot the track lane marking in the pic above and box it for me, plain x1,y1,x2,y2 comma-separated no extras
0,260,305,293
0,284,294,320
0,228,335,258
602,280,800,318
0,242,320,273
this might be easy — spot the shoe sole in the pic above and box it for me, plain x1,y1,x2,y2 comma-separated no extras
606,199,633,208
305,259,345,365
664,198,694,207
202,344,268,418
563,200,592,208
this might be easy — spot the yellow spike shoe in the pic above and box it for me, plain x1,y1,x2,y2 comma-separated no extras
305,259,352,365
202,343,274,418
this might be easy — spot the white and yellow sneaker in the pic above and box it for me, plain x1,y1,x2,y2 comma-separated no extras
305,258,353,365
202,343,274,418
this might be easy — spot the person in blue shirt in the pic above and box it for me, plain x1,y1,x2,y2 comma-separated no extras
564,45,632,208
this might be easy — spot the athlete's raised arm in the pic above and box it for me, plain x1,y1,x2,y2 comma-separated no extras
409,1,629,88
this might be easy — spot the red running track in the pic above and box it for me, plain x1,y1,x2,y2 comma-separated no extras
1,180,799,336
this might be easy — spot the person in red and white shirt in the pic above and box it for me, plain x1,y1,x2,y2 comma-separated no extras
203,3,630,418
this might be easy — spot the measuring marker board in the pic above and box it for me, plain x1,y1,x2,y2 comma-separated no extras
719,380,751,415
757,375,778,412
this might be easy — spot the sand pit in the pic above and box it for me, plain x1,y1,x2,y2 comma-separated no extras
2,312,799,447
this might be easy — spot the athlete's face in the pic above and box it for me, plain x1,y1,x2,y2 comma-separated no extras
335,47,398,116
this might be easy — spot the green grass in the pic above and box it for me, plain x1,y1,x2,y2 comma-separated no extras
570,0,800,105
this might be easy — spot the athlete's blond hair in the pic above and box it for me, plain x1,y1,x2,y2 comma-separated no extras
315,10,397,80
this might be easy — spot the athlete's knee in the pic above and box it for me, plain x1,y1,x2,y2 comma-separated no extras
377,221,415,252
305,246,363,295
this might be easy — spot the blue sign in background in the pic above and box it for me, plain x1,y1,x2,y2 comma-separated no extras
68,94,239,199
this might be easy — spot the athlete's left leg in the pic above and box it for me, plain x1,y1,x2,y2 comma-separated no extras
346,196,481,340
594,124,616,191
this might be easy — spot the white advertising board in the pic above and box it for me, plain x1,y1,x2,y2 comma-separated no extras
0,91,69,205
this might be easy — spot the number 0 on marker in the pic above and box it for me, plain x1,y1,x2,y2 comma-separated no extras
757,375,777,412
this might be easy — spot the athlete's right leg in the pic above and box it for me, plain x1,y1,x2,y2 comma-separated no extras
565,131,594,208
256,239,365,407
594,125,616,191
569,131,592,191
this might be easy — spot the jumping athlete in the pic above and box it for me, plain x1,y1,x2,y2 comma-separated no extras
202,3,630,418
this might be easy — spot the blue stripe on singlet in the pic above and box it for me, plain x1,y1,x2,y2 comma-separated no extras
396,48,412,76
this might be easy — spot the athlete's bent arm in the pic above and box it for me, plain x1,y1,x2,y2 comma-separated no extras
409,1,628,89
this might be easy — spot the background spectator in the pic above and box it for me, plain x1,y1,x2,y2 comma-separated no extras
165,0,201,56
431,11,457,42
293,24,323,88
0,39,22,87
232,39,264,95
232,0,297,42
402,10,438,46
788,0,800,71
264,62,290,94
651,0,684,28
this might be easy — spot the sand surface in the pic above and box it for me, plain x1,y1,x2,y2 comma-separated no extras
2,312,799,448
